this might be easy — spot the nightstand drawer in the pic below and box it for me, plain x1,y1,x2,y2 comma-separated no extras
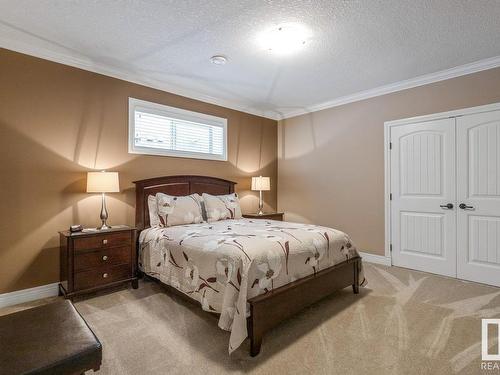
74,246,131,272
74,264,131,291
74,231,131,252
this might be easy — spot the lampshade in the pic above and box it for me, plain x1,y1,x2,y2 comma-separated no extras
251,176,270,191
86,171,120,193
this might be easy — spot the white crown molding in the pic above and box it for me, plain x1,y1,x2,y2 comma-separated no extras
0,34,281,121
358,251,392,266
279,55,500,119
0,282,59,309
1,26,499,122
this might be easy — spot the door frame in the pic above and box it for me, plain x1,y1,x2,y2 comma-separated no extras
384,102,500,265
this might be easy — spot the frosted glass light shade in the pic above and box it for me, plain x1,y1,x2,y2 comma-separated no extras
251,176,270,191
86,171,120,193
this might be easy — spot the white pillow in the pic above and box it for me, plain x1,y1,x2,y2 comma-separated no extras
156,193,204,227
202,193,242,222
148,195,161,227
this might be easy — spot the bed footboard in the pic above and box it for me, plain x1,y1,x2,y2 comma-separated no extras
247,256,361,356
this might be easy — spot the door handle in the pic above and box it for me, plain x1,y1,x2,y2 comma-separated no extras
459,203,474,210
440,203,454,210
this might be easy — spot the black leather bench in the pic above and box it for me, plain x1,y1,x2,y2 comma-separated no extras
0,300,102,375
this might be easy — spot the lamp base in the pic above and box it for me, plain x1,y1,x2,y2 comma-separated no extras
98,193,111,230
97,223,112,230
257,190,264,216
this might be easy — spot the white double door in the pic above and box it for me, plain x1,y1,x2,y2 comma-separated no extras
391,109,500,287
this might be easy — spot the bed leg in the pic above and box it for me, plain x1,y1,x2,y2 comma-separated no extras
250,335,262,357
248,309,263,357
352,260,360,294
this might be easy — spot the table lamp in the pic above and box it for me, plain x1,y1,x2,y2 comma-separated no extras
86,171,120,230
251,176,270,215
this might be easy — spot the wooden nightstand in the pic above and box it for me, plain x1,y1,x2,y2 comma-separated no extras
59,226,138,300
243,212,284,221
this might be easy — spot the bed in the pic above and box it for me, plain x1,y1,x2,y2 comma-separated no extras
134,175,365,356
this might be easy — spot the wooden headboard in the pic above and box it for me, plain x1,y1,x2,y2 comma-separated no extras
133,175,236,231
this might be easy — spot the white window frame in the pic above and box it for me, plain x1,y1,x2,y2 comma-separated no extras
128,97,228,161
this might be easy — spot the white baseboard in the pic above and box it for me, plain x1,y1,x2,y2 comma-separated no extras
0,282,59,309
359,251,392,266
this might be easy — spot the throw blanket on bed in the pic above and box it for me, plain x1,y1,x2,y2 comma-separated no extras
139,219,366,353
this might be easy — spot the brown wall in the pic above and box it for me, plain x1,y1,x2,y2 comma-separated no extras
278,67,500,255
0,48,277,294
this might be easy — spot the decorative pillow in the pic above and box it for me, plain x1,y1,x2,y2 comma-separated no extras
156,193,204,227
202,193,242,222
148,195,161,227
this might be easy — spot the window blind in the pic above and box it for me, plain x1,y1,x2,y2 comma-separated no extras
129,98,227,161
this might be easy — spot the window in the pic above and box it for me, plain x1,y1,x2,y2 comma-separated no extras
128,98,227,161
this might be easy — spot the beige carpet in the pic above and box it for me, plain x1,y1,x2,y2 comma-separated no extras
3,263,500,374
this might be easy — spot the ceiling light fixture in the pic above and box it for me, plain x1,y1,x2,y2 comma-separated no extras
210,55,228,65
257,23,310,55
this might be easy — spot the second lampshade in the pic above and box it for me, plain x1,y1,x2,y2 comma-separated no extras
251,176,270,215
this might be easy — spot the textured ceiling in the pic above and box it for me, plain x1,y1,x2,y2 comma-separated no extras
1,0,500,119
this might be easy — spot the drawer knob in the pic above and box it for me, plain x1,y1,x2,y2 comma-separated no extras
102,273,108,278
102,239,108,245
102,255,108,261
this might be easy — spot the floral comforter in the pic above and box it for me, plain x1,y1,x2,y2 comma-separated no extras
139,219,366,353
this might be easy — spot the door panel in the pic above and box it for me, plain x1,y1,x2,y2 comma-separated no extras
468,216,500,264
400,132,443,196
457,110,500,287
391,119,456,277
400,212,444,257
